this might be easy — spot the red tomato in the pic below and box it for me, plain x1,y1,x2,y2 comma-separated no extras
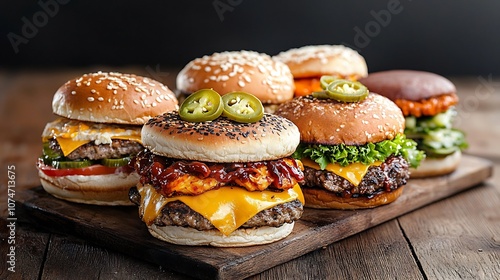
37,160,133,177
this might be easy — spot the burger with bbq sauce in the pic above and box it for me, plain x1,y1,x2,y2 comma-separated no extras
359,70,468,178
274,45,368,97
275,78,424,209
129,90,305,247
37,72,178,205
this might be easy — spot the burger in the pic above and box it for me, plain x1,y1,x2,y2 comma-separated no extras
274,45,368,97
37,72,178,205
275,80,424,209
128,91,305,247
359,70,468,178
175,50,295,113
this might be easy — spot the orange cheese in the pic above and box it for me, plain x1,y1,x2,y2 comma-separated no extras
300,158,382,187
42,118,142,156
138,184,304,236
55,138,92,156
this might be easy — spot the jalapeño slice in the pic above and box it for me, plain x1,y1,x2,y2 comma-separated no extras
326,80,369,102
221,91,264,123
319,75,341,90
179,89,223,122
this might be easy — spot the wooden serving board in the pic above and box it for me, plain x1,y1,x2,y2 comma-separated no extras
20,155,492,280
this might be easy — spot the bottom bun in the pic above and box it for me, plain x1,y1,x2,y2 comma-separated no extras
302,186,405,209
148,222,295,247
410,150,461,178
38,170,139,206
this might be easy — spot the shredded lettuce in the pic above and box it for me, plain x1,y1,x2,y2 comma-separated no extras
293,134,425,169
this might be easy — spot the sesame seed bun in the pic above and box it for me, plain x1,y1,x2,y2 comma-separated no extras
359,70,456,102
148,222,294,247
275,93,405,146
302,186,405,209
274,45,368,79
141,112,300,162
175,51,295,105
52,72,179,125
38,170,140,206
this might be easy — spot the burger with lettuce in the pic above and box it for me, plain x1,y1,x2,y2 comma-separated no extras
275,77,424,209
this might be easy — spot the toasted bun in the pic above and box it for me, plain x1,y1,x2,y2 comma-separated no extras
148,222,294,247
274,45,368,79
302,186,404,209
38,169,139,206
410,150,461,178
175,51,294,104
275,93,405,146
359,70,456,101
142,112,300,162
52,72,178,125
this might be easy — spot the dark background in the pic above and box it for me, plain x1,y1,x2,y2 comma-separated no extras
1,0,500,75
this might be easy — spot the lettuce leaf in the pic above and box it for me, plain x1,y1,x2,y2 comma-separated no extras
293,134,425,169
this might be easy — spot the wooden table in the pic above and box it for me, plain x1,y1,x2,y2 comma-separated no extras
1,68,499,279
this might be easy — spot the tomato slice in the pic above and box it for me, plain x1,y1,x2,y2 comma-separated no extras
37,159,133,176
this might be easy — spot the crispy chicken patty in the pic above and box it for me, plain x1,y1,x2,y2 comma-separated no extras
129,187,303,230
48,139,143,160
302,155,409,197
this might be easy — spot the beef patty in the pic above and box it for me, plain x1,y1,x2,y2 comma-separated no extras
302,155,409,197
129,187,303,230
48,139,143,160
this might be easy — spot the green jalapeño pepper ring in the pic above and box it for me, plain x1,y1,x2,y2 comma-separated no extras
179,89,224,122
222,91,264,123
313,78,369,102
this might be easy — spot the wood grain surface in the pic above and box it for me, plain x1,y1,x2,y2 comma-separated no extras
19,155,492,280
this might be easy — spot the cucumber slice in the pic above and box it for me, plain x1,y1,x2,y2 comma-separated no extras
101,157,132,167
51,159,93,169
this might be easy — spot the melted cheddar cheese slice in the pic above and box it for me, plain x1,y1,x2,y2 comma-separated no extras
138,184,304,236
42,118,142,156
300,158,382,187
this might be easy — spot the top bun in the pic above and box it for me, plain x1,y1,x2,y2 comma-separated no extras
274,45,368,79
141,112,300,163
52,72,179,125
359,70,456,101
175,51,295,104
275,93,404,146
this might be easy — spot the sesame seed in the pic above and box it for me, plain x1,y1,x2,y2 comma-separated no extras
87,97,94,102
238,80,245,87
71,91,76,95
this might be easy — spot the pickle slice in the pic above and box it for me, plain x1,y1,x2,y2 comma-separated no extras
51,159,94,169
101,157,132,167
42,141,63,159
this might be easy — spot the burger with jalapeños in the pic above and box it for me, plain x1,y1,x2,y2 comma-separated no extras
129,90,305,247
37,72,178,205
275,77,424,209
